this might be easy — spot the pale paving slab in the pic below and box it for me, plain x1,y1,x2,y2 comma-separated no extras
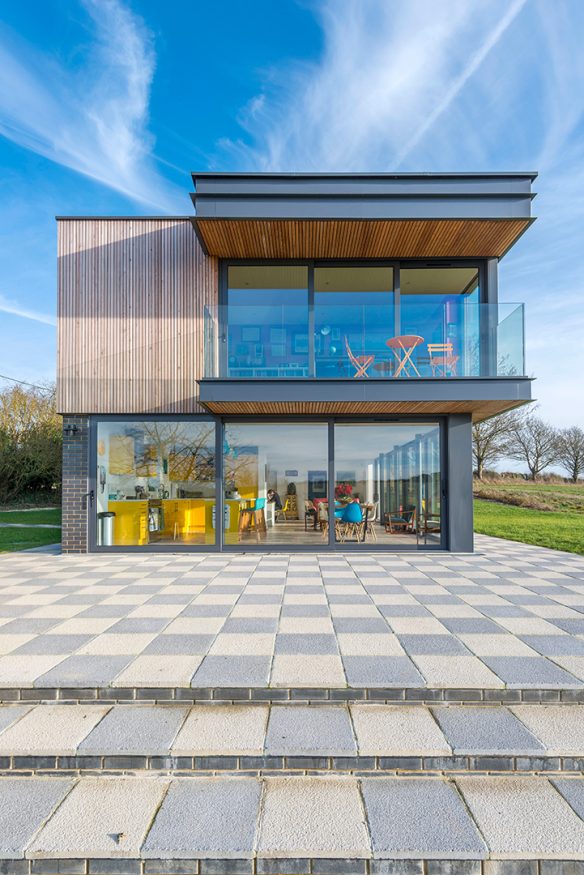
411,655,504,688
270,655,346,688
511,705,584,755
362,777,487,859
172,705,269,756
457,776,584,859
0,778,73,858
78,705,189,756
0,705,110,755
111,655,203,687
265,706,356,756
431,706,544,755
29,777,168,859
350,705,450,756
257,776,370,858
141,777,261,859
0,654,66,686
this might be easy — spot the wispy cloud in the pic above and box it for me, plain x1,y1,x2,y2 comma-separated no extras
0,0,183,212
0,293,56,327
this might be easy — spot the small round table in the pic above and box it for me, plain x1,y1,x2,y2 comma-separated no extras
386,335,424,377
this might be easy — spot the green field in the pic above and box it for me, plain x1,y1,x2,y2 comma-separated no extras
0,507,61,553
0,509,61,526
474,497,584,555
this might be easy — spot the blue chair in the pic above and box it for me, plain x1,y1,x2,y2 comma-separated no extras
337,502,363,542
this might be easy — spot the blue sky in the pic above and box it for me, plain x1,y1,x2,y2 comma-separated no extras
0,0,583,427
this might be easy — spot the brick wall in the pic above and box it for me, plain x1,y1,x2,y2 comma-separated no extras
61,415,90,553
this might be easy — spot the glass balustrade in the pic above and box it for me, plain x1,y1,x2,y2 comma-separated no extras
204,301,525,379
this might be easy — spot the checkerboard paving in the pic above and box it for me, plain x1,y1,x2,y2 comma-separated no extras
0,535,583,691
3,773,584,864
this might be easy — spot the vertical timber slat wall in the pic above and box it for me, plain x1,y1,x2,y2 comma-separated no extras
57,218,218,414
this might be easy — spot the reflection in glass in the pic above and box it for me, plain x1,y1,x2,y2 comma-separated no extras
333,423,441,547
96,421,216,546
227,265,309,377
222,422,328,546
314,266,394,378
399,267,480,377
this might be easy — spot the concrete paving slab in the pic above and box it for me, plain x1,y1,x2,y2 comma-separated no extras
457,776,584,859
0,777,73,858
411,655,504,688
111,654,203,687
511,706,584,755
29,777,167,858
172,705,269,756
553,778,584,821
258,777,370,858
432,706,545,755
350,705,450,756
141,777,261,859
34,655,133,687
362,777,487,859
0,705,33,734
270,655,347,688
265,706,356,756
0,705,110,755
79,705,189,755
0,654,67,686
191,655,272,687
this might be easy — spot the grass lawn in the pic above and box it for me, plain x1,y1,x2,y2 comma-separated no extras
0,508,61,526
473,480,584,513
474,498,584,555
0,526,61,553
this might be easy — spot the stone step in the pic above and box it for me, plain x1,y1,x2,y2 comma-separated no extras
3,773,584,872
0,702,583,775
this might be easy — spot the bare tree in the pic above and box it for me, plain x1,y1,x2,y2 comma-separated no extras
472,411,520,479
556,426,584,483
507,413,559,480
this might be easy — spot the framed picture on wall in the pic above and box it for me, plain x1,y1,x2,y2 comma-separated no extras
292,333,309,354
308,470,327,499
270,328,286,345
242,326,260,342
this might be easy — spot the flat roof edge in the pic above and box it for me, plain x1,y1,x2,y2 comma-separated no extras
191,171,539,180
55,216,193,221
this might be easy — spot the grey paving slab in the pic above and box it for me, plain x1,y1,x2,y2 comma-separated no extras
79,705,189,755
10,634,95,655
519,635,584,656
362,778,487,859
191,655,272,687
481,656,582,688
458,776,584,859
34,655,134,687
141,777,261,859
143,634,216,655
275,634,339,655
431,706,544,755
29,777,167,858
258,777,370,858
265,706,356,756
398,635,469,655
0,777,73,858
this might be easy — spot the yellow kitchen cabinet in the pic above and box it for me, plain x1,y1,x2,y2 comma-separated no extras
108,501,148,546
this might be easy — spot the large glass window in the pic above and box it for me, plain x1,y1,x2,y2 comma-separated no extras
222,422,328,546
314,266,394,378
399,267,480,377
227,265,309,377
96,420,216,547
333,423,441,548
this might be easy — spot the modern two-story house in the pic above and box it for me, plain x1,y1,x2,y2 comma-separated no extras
57,172,535,554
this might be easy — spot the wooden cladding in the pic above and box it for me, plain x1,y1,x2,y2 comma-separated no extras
57,219,217,414
200,399,526,422
194,218,531,260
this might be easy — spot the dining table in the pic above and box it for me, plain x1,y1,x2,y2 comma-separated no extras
385,335,424,378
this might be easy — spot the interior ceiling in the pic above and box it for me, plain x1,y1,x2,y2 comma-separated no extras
228,265,308,290
400,267,478,295
227,264,477,295
314,266,394,293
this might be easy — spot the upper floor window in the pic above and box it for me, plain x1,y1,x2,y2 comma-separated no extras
227,265,309,378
